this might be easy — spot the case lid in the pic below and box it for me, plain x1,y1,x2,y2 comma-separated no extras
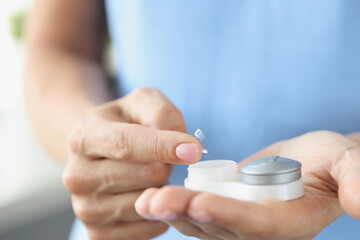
241,156,302,185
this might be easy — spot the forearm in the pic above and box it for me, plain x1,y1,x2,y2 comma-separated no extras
25,48,111,164
25,0,109,164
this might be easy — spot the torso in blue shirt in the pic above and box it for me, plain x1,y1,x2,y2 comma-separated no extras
70,1,360,239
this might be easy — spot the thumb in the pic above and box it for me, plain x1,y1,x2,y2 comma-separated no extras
119,88,188,133
337,148,360,220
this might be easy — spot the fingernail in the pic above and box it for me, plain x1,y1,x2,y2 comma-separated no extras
176,143,198,162
188,210,213,223
155,211,178,221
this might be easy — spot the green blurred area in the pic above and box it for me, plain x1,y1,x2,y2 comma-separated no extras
9,10,27,42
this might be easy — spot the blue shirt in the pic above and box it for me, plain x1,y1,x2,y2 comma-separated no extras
70,0,360,239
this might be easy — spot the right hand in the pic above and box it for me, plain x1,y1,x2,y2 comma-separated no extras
63,88,202,240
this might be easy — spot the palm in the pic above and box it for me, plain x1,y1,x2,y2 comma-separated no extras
135,131,360,240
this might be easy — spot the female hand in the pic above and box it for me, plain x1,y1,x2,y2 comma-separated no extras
63,88,202,240
135,131,360,240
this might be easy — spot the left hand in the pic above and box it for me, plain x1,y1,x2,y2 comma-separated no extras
135,131,360,240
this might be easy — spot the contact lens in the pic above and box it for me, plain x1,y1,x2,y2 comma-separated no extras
194,129,208,154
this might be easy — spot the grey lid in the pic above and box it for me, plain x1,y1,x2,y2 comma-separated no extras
241,156,302,185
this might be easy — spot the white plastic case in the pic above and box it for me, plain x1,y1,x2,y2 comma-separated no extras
184,158,304,202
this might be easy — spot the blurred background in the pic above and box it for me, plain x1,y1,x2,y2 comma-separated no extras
0,1,358,240
0,1,74,239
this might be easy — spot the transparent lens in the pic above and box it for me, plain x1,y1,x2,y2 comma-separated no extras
194,129,208,154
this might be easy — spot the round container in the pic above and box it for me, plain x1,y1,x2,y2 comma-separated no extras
241,156,302,185
187,160,238,183
185,157,304,201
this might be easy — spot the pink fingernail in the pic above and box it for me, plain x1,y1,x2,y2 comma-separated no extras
176,143,198,162
188,210,213,223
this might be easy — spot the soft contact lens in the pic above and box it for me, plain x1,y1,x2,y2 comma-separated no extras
194,129,208,154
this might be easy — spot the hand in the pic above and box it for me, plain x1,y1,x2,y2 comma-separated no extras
135,131,360,240
63,88,203,240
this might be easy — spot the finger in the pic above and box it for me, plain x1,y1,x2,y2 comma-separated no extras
136,186,198,220
135,188,222,240
135,185,234,240
79,122,202,163
187,191,338,239
87,220,169,240
118,88,187,132
135,188,161,219
136,186,273,239
187,193,274,234
134,186,330,239
335,147,360,219
63,159,171,195
72,191,145,225
135,186,327,239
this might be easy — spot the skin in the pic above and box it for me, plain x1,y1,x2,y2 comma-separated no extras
25,1,201,239
25,0,110,163
135,131,360,240
64,88,203,240
25,0,360,239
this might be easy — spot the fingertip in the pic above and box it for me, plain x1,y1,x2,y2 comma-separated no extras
153,130,202,165
175,143,201,163
187,192,215,223
147,186,199,221
135,188,159,217
149,186,193,214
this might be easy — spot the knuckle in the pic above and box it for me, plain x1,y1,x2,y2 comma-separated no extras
67,124,85,154
151,134,172,163
107,128,131,160
63,166,97,195
67,111,99,154
62,173,85,195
